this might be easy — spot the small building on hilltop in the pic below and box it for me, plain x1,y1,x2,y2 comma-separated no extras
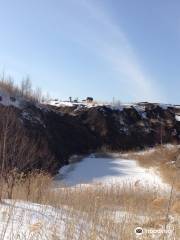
85,97,93,103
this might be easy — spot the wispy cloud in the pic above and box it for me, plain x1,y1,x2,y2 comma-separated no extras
70,0,165,102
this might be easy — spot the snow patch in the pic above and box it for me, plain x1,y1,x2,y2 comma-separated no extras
175,115,180,121
0,90,22,108
0,200,89,240
55,155,170,192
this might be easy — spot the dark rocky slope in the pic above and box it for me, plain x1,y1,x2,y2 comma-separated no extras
0,98,179,175
54,103,180,150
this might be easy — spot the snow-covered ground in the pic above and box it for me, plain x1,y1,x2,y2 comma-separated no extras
47,99,106,108
47,99,179,112
0,199,177,240
55,155,170,192
0,200,91,240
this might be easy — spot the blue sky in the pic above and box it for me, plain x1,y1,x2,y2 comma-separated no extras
0,0,179,103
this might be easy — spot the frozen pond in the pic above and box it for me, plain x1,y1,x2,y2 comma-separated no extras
55,154,169,190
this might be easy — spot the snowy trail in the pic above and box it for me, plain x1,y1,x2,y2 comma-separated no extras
55,155,170,191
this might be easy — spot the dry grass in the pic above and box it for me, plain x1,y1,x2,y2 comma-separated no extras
128,145,179,168
0,171,179,239
172,200,180,214
128,145,180,191
3,176,159,215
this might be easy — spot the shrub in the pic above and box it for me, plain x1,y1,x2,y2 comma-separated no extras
0,74,44,103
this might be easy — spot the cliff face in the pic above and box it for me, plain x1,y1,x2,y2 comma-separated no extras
54,103,180,150
0,97,179,175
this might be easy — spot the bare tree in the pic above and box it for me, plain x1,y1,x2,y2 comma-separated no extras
0,106,54,199
33,87,43,103
0,76,17,96
42,92,51,103
20,77,32,98
0,76,49,104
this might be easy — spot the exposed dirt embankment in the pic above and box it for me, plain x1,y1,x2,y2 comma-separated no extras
0,101,179,175
54,103,180,150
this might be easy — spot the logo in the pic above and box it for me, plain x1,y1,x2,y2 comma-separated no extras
134,227,174,237
134,227,143,236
